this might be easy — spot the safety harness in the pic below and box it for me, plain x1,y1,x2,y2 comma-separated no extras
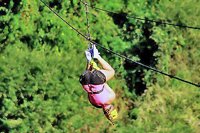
88,84,105,94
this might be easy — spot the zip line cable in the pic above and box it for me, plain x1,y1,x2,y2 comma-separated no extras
82,1,92,48
82,1,200,30
39,0,200,88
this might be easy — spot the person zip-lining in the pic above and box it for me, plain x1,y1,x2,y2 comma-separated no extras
79,45,118,123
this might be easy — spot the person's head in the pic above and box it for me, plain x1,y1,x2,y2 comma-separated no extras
79,70,92,85
79,70,106,85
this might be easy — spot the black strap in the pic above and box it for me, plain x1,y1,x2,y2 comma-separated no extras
88,85,105,94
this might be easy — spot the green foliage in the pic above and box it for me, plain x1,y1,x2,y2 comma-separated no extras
0,0,199,132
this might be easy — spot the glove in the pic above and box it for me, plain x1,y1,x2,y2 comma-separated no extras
92,45,100,59
85,50,92,62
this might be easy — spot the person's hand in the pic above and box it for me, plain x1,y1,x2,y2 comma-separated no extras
85,50,92,62
92,45,100,59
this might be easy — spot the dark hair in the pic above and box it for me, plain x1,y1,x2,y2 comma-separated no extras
80,70,106,85
79,70,92,85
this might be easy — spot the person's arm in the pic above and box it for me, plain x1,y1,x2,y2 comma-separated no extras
86,61,90,70
96,55,115,81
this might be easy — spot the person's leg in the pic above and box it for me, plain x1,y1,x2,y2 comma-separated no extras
102,104,118,123
104,83,116,104
101,85,118,122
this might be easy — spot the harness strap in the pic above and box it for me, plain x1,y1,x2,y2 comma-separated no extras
88,84,105,94
90,60,100,70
